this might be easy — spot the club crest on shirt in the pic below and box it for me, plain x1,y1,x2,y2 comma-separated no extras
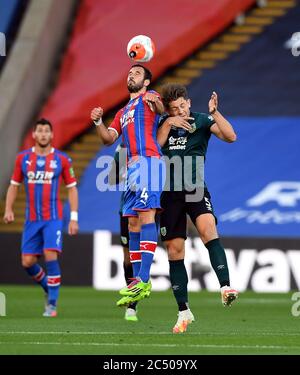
50,160,58,169
37,159,45,167
188,122,196,133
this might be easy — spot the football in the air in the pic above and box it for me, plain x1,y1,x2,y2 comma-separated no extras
127,35,155,62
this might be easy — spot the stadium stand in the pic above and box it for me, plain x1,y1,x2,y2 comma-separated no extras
0,0,28,70
0,0,77,198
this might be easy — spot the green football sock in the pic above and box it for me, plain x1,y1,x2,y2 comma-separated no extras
205,238,230,287
169,259,189,311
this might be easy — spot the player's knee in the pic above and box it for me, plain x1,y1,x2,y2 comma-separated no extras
166,241,184,260
128,222,139,232
200,225,218,244
128,217,140,232
138,210,156,226
44,251,58,262
21,257,36,268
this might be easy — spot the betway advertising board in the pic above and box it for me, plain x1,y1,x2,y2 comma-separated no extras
93,231,300,292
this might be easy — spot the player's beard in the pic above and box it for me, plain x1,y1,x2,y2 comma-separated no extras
127,79,144,93
37,140,51,148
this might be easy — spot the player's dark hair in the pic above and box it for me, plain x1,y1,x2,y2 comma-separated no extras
131,64,152,83
33,118,53,131
161,84,189,108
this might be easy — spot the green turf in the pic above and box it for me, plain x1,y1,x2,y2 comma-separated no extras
0,286,299,355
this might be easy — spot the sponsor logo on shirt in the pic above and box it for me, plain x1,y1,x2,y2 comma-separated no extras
27,171,54,184
121,109,135,128
168,136,187,150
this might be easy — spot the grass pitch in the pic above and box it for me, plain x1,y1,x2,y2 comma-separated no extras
0,286,299,355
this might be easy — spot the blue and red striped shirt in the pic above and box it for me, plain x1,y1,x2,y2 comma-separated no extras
11,147,76,221
108,91,162,161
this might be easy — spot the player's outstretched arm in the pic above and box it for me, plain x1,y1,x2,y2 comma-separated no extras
209,92,237,143
68,186,79,235
3,184,18,223
91,107,118,145
143,93,164,114
157,116,193,147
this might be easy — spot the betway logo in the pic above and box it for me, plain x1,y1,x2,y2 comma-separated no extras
220,182,300,224
93,231,300,292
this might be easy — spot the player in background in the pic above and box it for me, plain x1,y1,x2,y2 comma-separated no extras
108,143,138,321
157,84,238,333
3,118,79,317
91,64,165,307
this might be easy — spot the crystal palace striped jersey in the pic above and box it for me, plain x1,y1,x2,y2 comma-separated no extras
108,91,162,161
11,147,76,221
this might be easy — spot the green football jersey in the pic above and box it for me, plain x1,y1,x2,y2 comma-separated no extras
160,111,215,191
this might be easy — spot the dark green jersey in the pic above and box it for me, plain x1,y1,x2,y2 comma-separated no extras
160,111,215,191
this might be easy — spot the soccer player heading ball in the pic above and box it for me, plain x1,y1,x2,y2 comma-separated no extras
91,64,165,307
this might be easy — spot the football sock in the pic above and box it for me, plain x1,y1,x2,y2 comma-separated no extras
169,260,189,311
129,232,141,277
138,223,157,282
123,262,133,284
25,264,48,294
123,262,137,310
205,238,230,287
45,260,61,307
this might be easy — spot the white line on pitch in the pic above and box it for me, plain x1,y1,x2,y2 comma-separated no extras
1,331,300,336
0,341,299,350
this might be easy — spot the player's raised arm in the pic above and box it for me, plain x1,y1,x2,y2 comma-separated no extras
91,107,119,145
143,92,164,114
209,92,237,143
